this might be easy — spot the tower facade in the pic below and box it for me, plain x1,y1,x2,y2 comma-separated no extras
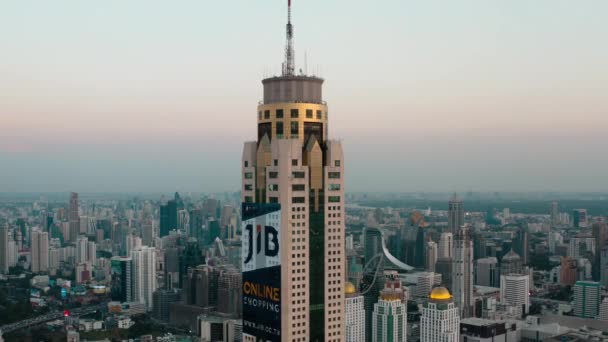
371,278,407,342
31,230,49,273
0,225,9,274
500,274,530,317
345,282,365,342
452,225,473,318
448,194,464,235
573,281,600,318
438,232,453,259
69,192,80,243
131,246,157,310
241,2,345,341
420,287,460,342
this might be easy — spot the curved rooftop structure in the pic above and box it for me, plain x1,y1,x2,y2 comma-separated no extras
430,287,452,301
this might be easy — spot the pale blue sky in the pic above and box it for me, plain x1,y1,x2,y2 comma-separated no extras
1,0,607,192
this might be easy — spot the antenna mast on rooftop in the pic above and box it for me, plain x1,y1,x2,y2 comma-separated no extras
282,0,295,76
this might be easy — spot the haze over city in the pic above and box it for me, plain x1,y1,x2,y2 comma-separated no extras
2,0,607,193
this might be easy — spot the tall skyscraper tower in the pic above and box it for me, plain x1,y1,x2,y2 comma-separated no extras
438,232,453,259
573,281,600,318
452,225,473,318
241,1,345,340
69,192,80,243
448,194,464,235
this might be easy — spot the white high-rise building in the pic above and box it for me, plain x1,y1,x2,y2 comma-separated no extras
599,297,608,321
131,246,157,310
438,232,453,259
448,195,464,235
345,282,365,342
500,274,530,317
76,236,88,264
31,230,49,273
420,287,459,342
452,225,473,318
87,241,97,264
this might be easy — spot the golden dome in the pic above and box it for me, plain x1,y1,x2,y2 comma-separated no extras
429,287,452,300
345,282,356,295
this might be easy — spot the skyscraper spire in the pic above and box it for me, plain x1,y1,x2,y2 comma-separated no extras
283,0,295,76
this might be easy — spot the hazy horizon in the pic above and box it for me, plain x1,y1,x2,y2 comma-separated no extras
2,0,607,193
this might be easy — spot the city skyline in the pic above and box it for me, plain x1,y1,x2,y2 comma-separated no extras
3,0,608,193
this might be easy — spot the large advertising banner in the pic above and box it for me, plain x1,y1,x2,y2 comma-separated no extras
242,203,281,342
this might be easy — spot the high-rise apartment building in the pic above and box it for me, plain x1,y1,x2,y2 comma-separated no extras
452,225,473,318
241,2,345,341
500,274,530,317
448,194,464,235
573,281,600,318
76,235,88,264
69,192,80,243
0,225,9,274
131,246,157,310
438,232,453,259
345,282,365,342
550,201,559,226
573,209,588,228
31,230,49,273
420,287,460,342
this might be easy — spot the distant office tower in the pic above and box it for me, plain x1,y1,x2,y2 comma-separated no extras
160,193,182,237
593,222,608,281
69,192,80,242
500,274,530,317
572,281,600,318
475,257,498,287
372,278,407,342
573,209,588,228
438,232,453,259
217,268,242,317
345,282,365,342
448,194,464,235
500,250,523,276
548,232,563,253
76,236,88,264
110,256,132,302
142,219,155,247
152,288,181,322
31,230,49,273
0,225,9,273
551,201,559,226
513,228,529,265
569,234,595,259
240,2,346,341
189,209,205,245
363,227,384,342
183,264,219,307
560,257,577,286
452,225,473,318
435,257,453,288
414,226,427,268
420,287,459,342
87,241,96,263
426,241,438,272
131,247,157,310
